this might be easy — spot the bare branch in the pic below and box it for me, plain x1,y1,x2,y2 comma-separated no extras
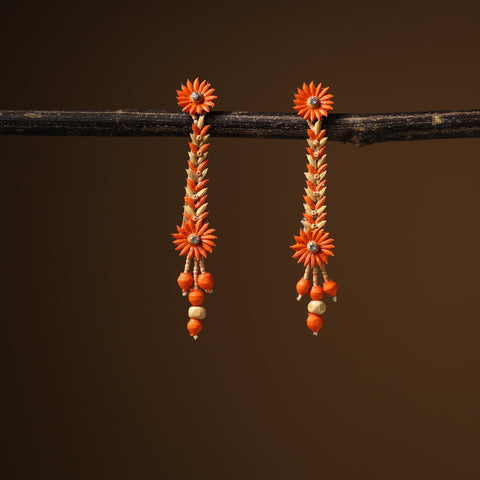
1,110,479,146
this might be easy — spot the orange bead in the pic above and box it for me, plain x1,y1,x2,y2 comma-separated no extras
187,318,203,337
306,313,323,334
198,272,214,292
309,285,324,300
323,280,337,297
188,289,204,306
177,272,193,292
296,278,311,296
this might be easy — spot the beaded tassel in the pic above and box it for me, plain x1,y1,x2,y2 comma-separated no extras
290,81,338,335
172,78,218,340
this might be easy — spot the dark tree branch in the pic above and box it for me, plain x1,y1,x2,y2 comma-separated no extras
1,110,479,146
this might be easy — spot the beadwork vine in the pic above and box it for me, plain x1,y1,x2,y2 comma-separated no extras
290,82,338,335
172,78,218,339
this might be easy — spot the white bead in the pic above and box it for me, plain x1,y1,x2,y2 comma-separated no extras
308,300,326,315
189,306,206,320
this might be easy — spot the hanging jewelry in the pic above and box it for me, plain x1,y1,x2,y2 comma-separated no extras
290,81,338,335
172,78,218,340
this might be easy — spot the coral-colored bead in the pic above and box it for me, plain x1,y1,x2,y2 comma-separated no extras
306,313,323,333
188,289,204,306
177,272,193,292
198,272,214,292
187,318,203,336
323,280,338,297
309,285,324,300
296,278,311,296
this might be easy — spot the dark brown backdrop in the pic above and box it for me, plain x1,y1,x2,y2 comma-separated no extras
3,1,480,479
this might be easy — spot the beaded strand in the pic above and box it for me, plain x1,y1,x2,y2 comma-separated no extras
290,81,338,335
172,78,218,339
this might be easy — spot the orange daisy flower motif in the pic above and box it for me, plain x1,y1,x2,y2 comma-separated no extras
176,77,217,115
293,81,334,122
290,228,335,267
172,219,217,260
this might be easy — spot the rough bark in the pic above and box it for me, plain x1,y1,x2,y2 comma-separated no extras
1,110,479,146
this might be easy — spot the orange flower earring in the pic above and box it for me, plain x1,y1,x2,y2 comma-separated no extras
290,82,338,336
172,78,218,340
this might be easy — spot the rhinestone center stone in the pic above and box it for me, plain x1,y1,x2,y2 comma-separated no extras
307,241,319,253
190,91,202,103
308,96,319,107
188,234,200,245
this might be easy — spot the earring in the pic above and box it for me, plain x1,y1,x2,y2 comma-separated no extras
172,78,218,340
290,82,338,335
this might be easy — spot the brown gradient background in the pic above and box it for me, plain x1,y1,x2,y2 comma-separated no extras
3,1,480,479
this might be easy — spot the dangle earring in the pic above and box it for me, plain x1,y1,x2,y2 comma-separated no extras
172,78,218,340
290,82,338,335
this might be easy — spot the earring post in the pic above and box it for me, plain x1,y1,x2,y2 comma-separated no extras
1,109,479,146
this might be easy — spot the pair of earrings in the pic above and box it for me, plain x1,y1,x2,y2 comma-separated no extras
172,78,338,339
